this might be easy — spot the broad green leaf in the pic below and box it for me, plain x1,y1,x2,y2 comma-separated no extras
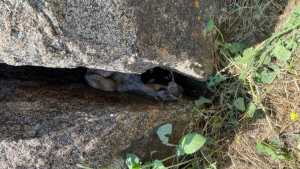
248,67,257,75
270,138,282,149
237,47,256,64
206,74,224,92
253,66,277,84
153,160,167,169
247,102,257,118
277,72,284,80
286,40,297,50
255,110,263,119
228,117,238,127
179,133,206,154
157,124,173,146
226,103,233,109
229,42,247,55
234,97,246,111
272,44,291,62
283,154,291,160
270,64,279,70
277,155,286,160
246,102,262,119
263,55,271,65
206,19,214,31
293,5,300,14
76,164,93,169
256,142,275,156
221,42,231,49
195,96,212,107
126,154,141,169
220,7,227,12
176,146,185,157
256,141,289,162
219,49,226,57
271,154,277,160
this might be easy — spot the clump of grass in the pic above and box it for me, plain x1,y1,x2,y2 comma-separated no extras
191,1,300,168
218,0,289,46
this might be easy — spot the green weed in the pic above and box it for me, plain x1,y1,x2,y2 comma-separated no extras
126,124,206,169
256,140,291,163
77,124,206,169
197,3,300,168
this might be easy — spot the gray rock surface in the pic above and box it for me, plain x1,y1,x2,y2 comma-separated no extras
0,0,219,79
0,64,194,168
0,0,220,167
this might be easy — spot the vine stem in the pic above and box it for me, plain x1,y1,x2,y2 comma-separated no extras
255,20,300,50
142,154,194,169
280,118,300,134
142,155,177,168
214,25,224,42
166,159,193,168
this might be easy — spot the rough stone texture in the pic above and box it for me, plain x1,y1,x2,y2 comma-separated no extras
0,0,219,79
0,64,194,168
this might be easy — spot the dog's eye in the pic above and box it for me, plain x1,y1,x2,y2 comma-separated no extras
164,76,170,80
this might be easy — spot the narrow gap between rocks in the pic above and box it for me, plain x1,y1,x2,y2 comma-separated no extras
0,63,209,100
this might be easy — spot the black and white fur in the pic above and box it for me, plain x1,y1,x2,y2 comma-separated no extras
85,67,183,101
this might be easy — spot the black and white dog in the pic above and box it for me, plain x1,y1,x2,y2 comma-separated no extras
85,67,183,101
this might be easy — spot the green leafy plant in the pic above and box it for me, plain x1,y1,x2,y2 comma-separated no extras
195,96,212,107
125,124,206,169
201,3,300,168
233,97,246,111
206,19,224,42
205,4,300,117
236,6,300,85
206,74,225,92
256,141,291,163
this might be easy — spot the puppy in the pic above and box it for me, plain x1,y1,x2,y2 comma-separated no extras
85,67,183,101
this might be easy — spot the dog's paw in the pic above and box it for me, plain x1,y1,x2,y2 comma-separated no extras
85,73,116,91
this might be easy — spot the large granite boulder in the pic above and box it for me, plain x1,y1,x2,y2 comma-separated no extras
0,0,219,79
0,0,220,168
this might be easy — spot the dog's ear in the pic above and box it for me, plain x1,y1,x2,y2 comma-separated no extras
141,68,153,83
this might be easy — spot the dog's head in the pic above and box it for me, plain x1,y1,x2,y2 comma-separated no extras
141,67,183,101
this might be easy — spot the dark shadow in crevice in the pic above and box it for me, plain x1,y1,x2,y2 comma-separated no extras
0,63,209,99
0,63,87,84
